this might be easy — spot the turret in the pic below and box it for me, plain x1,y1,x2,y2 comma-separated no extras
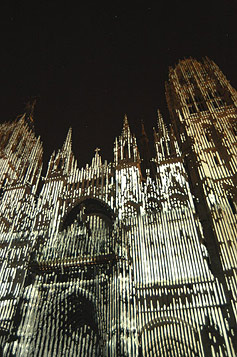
153,110,180,163
0,101,43,189
114,115,141,168
45,127,75,178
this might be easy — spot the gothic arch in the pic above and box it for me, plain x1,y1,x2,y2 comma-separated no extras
139,316,201,357
61,197,115,231
140,316,198,334
27,285,101,356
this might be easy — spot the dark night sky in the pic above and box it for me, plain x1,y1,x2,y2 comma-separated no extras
0,1,236,169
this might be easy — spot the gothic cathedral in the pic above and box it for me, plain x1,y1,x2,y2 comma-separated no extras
0,58,236,356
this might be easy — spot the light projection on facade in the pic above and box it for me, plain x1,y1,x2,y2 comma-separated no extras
0,58,236,356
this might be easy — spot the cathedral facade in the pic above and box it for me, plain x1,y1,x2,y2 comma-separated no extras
0,58,236,356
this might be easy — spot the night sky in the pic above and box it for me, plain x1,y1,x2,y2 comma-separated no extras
0,1,236,169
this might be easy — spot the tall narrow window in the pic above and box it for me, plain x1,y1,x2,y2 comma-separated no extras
212,101,219,109
123,146,128,160
58,158,63,169
213,154,220,165
207,91,214,99
186,96,192,105
227,197,236,215
188,105,197,114
205,132,210,142
15,136,21,151
218,99,225,107
0,178,6,198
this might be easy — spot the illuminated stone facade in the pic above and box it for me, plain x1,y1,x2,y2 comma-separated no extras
0,58,236,356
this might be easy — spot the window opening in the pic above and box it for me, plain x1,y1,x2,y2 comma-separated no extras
186,96,192,105
207,91,214,99
189,105,197,114
123,146,128,160
211,101,219,109
213,155,220,165
58,158,63,169
227,197,236,215
205,133,210,142
0,178,6,198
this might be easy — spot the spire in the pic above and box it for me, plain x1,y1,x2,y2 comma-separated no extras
154,110,174,162
51,127,74,175
157,109,169,139
122,114,131,138
62,127,72,153
114,114,140,166
123,114,129,128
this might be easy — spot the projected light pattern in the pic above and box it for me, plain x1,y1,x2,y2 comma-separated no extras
0,58,236,356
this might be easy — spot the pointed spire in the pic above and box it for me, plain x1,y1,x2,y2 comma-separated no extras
157,109,169,139
122,114,131,137
123,114,129,128
62,127,72,153
114,114,141,167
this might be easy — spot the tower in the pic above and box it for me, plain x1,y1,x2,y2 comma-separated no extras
0,107,43,353
166,57,237,355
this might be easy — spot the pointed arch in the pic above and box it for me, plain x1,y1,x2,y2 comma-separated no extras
139,316,201,357
61,197,116,231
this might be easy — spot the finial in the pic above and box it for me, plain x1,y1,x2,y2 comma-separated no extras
121,114,131,137
92,147,102,167
123,114,129,127
62,127,72,152
157,109,163,120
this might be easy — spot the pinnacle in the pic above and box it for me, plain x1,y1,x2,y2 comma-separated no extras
91,147,102,168
157,109,164,129
123,114,129,128
157,109,169,138
62,127,73,152
121,114,131,137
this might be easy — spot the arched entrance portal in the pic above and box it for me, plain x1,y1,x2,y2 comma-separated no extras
139,317,202,356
